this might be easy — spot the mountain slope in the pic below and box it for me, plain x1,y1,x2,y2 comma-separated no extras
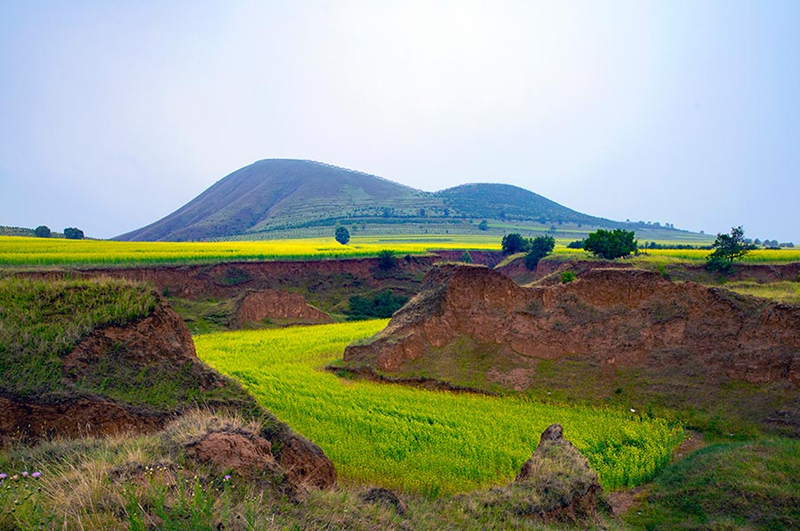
117,159,621,241
435,183,613,226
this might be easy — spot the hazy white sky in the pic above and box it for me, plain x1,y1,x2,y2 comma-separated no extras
1,0,798,241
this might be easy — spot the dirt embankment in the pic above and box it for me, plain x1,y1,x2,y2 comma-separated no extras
19,252,503,301
497,256,800,286
234,289,332,327
344,265,800,430
1,295,338,491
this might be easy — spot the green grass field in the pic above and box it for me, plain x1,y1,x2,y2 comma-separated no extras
195,321,683,495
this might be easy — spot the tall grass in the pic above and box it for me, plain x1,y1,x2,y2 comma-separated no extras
195,321,682,494
0,277,156,396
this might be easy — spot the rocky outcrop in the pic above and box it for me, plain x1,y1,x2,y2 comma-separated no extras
344,264,800,386
234,289,332,327
464,423,602,524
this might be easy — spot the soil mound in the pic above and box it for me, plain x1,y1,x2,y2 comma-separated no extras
345,264,800,383
343,264,800,431
464,423,602,524
234,289,332,327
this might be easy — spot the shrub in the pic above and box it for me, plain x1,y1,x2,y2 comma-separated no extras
561,271,576,284
377,250,397,270
347,290,409,320
460,251,473,264
567,239,584,249
524,235,555,270
478,220,489,231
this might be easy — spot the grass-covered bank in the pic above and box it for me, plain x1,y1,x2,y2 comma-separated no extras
0,277,156,398
195,321,683,494
624,438,800,529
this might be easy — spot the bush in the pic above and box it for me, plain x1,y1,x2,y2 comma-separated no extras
460,251,473,264
583,229,638,259
377,250,397,270
567,240,584,249
33,225,51,238
502,233,528,254
63,227,84,240
523,235,555,270
561,271,576,284
335,226,350,245
478,220,489,231
347,290,409,320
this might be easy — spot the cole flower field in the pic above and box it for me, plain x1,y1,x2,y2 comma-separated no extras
2,235,799,268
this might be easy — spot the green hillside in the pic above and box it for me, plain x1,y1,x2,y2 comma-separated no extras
435,183,615,226
116,159,671,242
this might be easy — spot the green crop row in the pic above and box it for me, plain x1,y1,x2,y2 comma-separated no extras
195,321,683,494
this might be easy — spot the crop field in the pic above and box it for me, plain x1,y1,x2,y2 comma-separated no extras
195,321,683,495
4,234,798,268
550,247,800,263
0,235,501,268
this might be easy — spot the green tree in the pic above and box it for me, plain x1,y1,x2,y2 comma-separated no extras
583,229,638,259
34,225,51,238
524,235,555,270
501,233,528,254
478,220,489,231
335,226,350,245
706,226,755,272
63,227,84,240
377,249,397,270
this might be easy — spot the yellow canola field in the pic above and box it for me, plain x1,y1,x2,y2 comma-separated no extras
0,235,500,267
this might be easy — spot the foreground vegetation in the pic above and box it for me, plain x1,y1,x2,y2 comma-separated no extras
195,321,682,494
625,438,800,528
0,277,247,413
0,277,156,398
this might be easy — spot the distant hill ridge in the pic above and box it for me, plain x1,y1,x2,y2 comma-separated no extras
116,158,624,242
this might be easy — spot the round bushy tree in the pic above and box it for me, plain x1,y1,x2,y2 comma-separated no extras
34,225,51,238
501,233,528,254
335,226,350,245
583,229,637,259
63,227,84,240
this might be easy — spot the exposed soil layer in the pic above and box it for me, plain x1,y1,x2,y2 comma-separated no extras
0,393,166,441
343,264,800,431
234,289,332,327
498,256,800,286
17,252,503,301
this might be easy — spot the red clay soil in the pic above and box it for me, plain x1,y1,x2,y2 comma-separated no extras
234,289,332,327
18,253,504,301
0,394,166,441
344,264,800,386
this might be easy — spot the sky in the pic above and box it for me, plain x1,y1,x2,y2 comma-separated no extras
1,0,798,242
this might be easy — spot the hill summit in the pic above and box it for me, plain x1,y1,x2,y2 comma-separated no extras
117,159,616,241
